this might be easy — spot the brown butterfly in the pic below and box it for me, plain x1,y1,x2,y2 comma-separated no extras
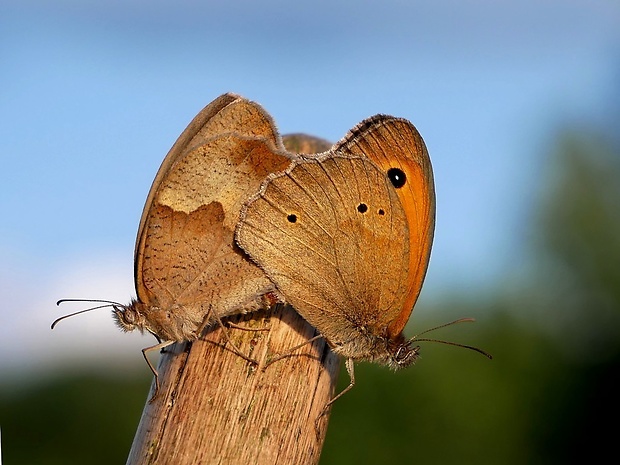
236,115,490,405
54,93,294,388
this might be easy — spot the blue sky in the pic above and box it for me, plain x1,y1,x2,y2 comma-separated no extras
1,0,618,375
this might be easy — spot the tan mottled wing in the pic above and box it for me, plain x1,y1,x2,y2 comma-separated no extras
333,116,435,340
135,95,292,335
136,93,285,260
236,154,410,346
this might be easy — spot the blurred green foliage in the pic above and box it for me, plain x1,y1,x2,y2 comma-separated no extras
1,121,618,464
0,373,150,464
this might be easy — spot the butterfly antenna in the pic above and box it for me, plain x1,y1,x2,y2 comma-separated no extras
411,318,492,359
414,337,492,359
415,317,476,336
52,299,124,329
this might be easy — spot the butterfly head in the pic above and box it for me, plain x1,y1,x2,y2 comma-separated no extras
113,299,150,334
387,338,421,370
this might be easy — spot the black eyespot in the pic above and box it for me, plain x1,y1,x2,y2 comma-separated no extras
378,209,385,215
357,203,368,214
387,168,406,188
287,214,297,223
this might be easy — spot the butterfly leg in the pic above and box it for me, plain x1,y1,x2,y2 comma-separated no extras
225,321,270,332
263,334,325,369
211,309,261,366
195,303,261,365
322,357,355,415
142,339,174,403
313,357,355,434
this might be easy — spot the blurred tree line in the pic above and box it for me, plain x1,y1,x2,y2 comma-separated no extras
1,114,618,464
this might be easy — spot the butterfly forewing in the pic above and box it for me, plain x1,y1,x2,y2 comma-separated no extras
237,154,411,347
132,95,293,340
334,116,435,338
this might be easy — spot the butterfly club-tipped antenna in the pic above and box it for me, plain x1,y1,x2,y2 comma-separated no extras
410,317,493,360
52,298,125,329
53,298,169,400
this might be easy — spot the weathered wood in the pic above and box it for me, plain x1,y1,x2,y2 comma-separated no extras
126,304,340,465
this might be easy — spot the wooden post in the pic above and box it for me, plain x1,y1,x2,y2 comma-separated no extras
126,135,339,465
125,306,340,465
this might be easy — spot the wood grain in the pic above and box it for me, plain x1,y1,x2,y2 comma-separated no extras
126,306,339,465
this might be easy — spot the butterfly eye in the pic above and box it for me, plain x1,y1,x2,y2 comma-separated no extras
357,203,368,214
123,309,138,325
387,168,406,188
394,342,420,367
